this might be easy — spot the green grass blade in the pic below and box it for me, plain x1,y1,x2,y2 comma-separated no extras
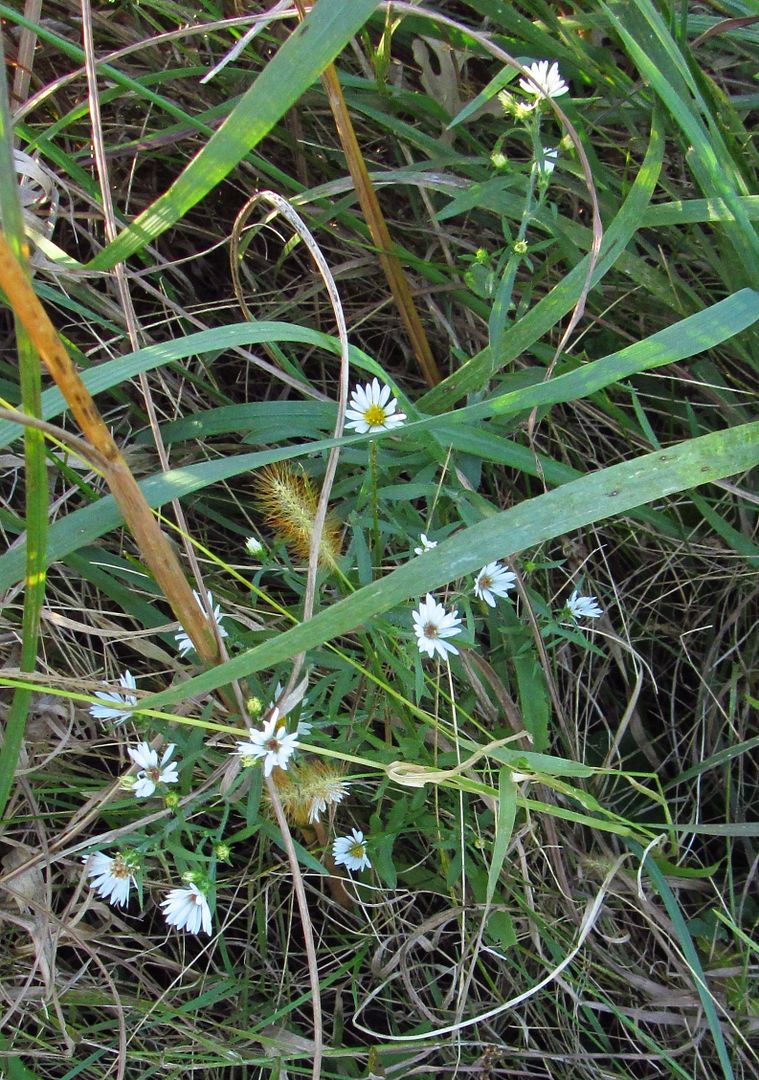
0,290,756,593
3,287,756,459
605,0,759,289
138,421,759,710
87,0,379,270
630,839,736,1080
486,769,517,905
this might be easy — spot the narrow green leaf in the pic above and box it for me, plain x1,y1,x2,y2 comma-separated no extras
487,769,517,905
663,735,759,790
690,491,759,560
447,65,516,129
605,0,759,288
631,840,735,1080
88,0,379,270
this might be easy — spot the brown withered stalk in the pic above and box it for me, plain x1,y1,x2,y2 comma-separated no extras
0,232,221,667
295,1,442,389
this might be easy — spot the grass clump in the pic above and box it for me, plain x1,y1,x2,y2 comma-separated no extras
0,3,757,1079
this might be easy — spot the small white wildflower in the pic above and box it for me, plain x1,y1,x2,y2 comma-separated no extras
412,593,463,660
161,883,212,936
518,60,569,102
236,709,298,777
175,589,228,657
332,828,371,872
128,742,179,797
82,851,137,908
474,561,517,607
90,670,137,724
345,378,406,434
414,533,438,556
537,146,558,175
566,589,603,620
244,536,264,556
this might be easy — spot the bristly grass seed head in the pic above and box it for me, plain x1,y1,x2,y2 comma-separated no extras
254,462,342,570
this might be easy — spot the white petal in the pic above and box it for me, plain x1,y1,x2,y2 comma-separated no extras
128,742,156,770
133,776,156,798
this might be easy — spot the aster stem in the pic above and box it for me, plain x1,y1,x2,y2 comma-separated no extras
369,439,380,565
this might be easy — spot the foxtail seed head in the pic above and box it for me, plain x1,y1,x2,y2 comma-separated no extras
267,758,349,827
254,463,342,570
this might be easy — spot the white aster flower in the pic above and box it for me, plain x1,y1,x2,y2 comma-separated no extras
537,146,558,175
90,670,138,724
175,589,228,657
161,883,212,936
82,850,137,908
412,593,463,660
474,561,517,607
565,589,603,620
414,533,438,556
236,709,298,777
345,378,406,434
128,741,179,798
244,536,264,556
518,60,569,102
332,828,371,872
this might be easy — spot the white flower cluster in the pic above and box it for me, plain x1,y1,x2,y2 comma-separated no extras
82,853,213,935
128,742,179,798
410,560,519,660
565,589,603,620
90,670,137,724
413,593,463,660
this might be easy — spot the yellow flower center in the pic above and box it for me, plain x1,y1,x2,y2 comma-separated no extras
479,575,492,590
349,842,365,859
112,857,130,880
363,403,387,426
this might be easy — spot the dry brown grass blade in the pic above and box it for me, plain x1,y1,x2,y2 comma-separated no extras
296,1,442,388
0,232,220,667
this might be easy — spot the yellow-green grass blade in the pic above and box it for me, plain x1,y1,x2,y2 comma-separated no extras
0,36,47,819
486,770,517,905
134,420,759,711
87,0,379,271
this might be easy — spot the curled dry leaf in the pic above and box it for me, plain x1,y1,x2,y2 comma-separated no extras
1,844,46,913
